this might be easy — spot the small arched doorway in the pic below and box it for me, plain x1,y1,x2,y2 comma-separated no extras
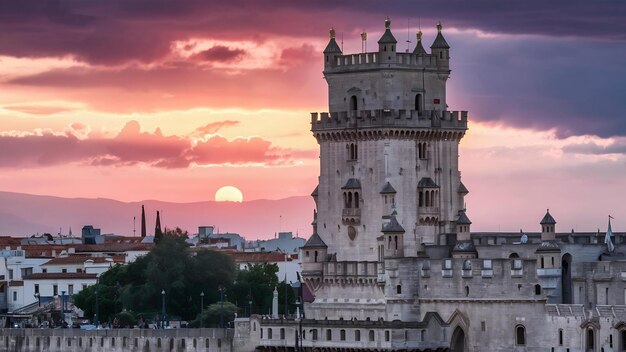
415,94,422,113
350,95,358,111
450,327,466,352
562,253,572,304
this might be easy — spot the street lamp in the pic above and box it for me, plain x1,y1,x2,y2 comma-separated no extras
34,293,41,307
218,285,224,329
95,278,100,327
200,291,205,328
161,290,166,329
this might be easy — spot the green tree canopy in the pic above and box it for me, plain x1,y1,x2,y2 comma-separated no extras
73,229,236,323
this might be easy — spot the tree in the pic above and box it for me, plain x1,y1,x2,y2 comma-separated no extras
231,263,280,315
189,302,238,328
74,229,236,322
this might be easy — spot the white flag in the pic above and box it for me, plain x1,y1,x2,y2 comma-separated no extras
605,216,615,253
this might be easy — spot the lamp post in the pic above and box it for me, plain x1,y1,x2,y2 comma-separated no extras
95,278,100,327
161,290,166,329
200,291,205,328
218,285,224,329
34,293,41,307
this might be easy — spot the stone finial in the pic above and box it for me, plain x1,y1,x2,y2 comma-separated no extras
416,30,423,41
437,21,442,32
329,28,336,39
360,32,367,41
385,17,391,29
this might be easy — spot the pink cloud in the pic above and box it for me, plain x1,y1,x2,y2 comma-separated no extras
0,120,315,169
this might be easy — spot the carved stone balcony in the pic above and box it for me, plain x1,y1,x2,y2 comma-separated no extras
342,208,361,225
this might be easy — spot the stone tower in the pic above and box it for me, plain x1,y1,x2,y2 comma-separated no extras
303,18,469,321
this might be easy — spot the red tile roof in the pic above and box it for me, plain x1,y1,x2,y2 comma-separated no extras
227,252,292,263
24,273,97,280
9,280,24,287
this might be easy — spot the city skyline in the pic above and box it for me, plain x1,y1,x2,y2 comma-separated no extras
1,1,625,234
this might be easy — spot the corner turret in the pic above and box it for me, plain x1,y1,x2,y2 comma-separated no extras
382,210,405,258
452,210,476,258
430,22,450,70
377,17,397,64
323,28,342,69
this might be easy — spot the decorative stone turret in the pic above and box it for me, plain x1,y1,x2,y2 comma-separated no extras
452,210,477,259
323,28,342,69
382,210,405,258
412,30,427,55
431,21,450,70
535,209,561,303
377,17,397,64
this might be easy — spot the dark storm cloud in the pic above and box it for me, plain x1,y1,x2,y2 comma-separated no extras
192,46,246,62
0,0,624,65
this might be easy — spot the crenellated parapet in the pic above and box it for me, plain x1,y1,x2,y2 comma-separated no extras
311,109,467,142
326,51,441,73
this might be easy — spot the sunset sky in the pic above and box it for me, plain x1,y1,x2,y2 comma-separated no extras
1,1,625,233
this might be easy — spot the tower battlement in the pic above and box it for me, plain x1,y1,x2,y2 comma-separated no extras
325,52,440,73
311,109,467,132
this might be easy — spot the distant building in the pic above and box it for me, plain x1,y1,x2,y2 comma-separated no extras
247,232,306,254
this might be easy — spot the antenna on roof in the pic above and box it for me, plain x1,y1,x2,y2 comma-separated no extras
341,32,344,52
133,216,136,237
406,18,411,52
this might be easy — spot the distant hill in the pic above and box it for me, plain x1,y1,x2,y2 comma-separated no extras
0,191,315,240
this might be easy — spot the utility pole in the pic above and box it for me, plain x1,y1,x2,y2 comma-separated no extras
200,291,205,328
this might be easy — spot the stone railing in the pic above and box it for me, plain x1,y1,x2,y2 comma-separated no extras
311,110,468,131
327,51,437,71
0,328,232,352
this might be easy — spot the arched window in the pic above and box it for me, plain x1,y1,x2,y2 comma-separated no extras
541,257,545,268
425,191,430,207
516,325,526,345
268,328,273,339
312,329,318,341
355,330,361,341
340,330,346,341
326,329,332,341
314,250,318,262
394,236,398,250
350,95,358,111
369,330,375,342
418,143,423,158
348,192,353,208
587,329,595,350
535,284,541,295
354,192,359,208
419,191,424,207
415,94,422,112
558,329,563,345
396,285,402,294
465,286,470,297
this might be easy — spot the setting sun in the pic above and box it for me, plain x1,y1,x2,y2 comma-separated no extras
214,186,244,202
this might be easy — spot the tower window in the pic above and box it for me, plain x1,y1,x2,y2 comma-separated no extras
558,329,563,346
516,325,526,345
535,284,541,295
415,94,422,112
350,95,358,111
396,285,402,294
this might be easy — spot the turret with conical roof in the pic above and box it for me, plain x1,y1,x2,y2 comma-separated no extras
431,22,450,70
453,209,476,258
412,30,427,55
540,209,556,241
378,17,397,64
323,28,342,69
